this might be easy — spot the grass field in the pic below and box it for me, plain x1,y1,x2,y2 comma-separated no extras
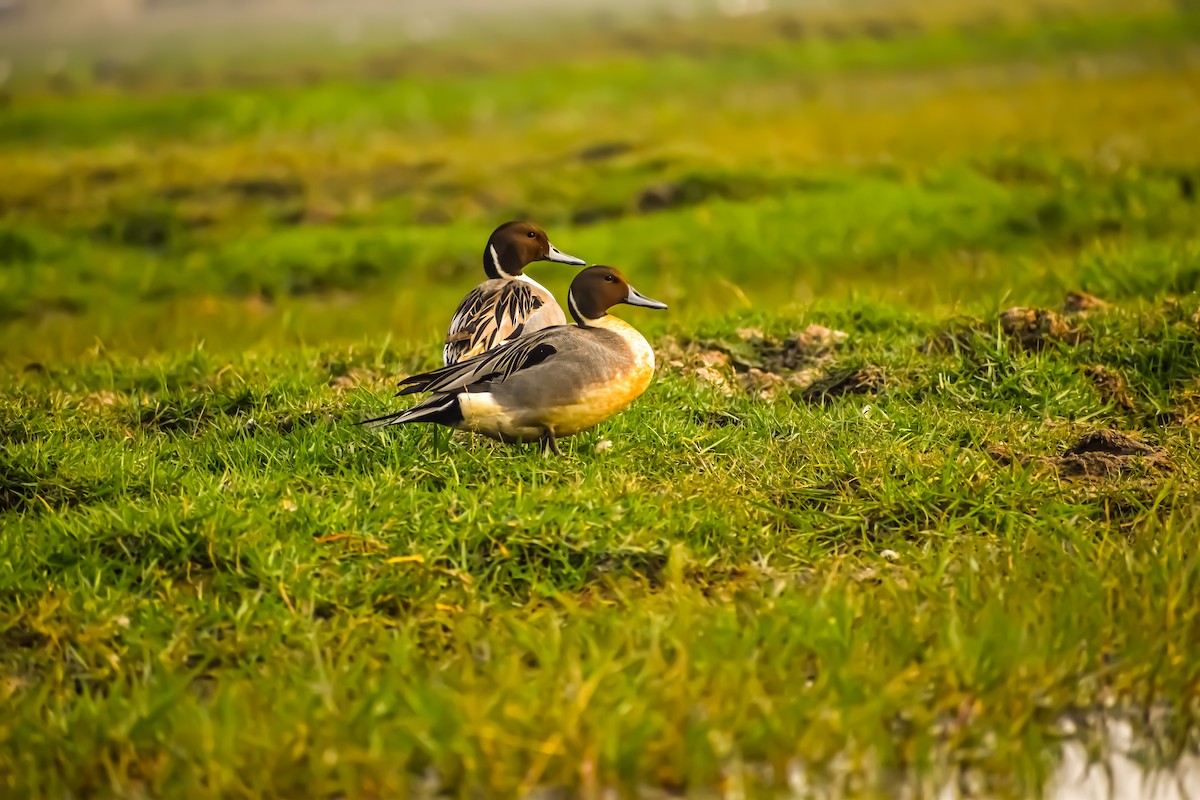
3,1,1200,796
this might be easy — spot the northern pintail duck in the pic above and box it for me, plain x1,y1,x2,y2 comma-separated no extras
442,220,585,366
364,266,667,454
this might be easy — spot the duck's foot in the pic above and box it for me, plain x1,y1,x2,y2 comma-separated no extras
540,431,563,456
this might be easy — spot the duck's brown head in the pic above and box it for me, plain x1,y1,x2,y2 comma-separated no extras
483,221,585,279
567,265,667,326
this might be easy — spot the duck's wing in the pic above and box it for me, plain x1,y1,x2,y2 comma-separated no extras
405,327,566,396
443,280,546,365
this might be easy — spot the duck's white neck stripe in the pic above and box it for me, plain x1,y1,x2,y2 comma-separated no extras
516,272,550,296
567,290,602,327
489,244,513,280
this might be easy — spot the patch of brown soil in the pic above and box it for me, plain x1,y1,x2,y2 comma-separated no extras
801,366,887,403
1082,365,1136,411
1063,290,1109,315
987,429,1169,479
1171,380,1200,427
658,325,868,401
998,307,1085,351
759,325,848,373
1059,430,1169,477
737,368,788,400
657,335,736,395
920,315,986,354
924,292,1100,354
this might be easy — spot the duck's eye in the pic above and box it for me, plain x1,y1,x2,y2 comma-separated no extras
526,231,537,238
604,274,615,282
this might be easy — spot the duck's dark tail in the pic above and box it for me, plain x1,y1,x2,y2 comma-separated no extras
357,393,463,428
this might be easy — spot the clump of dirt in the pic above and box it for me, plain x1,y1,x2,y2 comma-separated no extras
1082,365,1136,411
987,429,1169,479
1059,430,1170,477
738,368,794,400
1063,290,1109,315
802,366,887,403
1170,379,1200,427
920,315,987,354
747,325,848,373
998,307,1085,351
1180,173,1196,202
658,325,881,402
276,203,344,227
79,391,123,412
275,410,328,435
924,291,1100,354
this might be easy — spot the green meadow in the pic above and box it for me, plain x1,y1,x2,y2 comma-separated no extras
2,1,1200,796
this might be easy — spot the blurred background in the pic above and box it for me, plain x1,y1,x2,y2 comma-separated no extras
1,0,1197,364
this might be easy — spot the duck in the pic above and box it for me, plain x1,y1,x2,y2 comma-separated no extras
442,220,586,366
363,266,667,455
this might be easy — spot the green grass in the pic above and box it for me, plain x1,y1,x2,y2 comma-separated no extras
2,2,1200,797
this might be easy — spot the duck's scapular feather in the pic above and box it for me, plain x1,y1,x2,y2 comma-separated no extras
442,278,550,366
405,334,559,398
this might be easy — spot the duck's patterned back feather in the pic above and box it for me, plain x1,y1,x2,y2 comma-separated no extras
443,281,541,366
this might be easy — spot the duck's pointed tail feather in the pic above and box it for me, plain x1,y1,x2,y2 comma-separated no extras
357,393,462,428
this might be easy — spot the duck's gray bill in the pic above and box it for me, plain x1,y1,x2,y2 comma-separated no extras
546,243,586,266
624,285,668,310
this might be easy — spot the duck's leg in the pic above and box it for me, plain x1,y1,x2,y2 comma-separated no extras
540,430,563,456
